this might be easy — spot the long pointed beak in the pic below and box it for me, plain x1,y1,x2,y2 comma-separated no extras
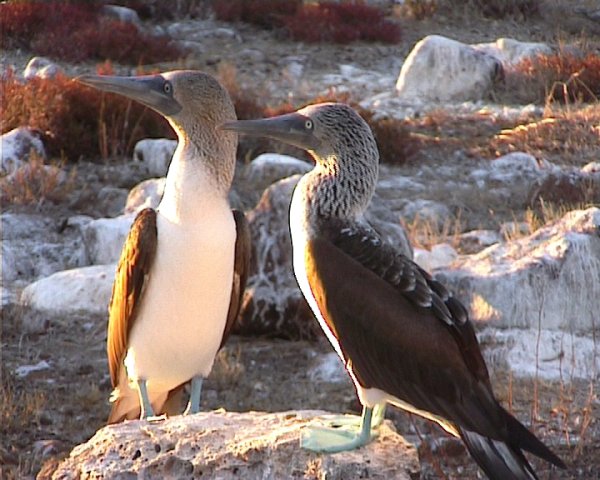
220,112,320,150
76,74,181,117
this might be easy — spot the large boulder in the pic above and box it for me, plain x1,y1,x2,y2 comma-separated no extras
396,35,503,102
0,127,46,175
473,38,553,67
133,138,177,177
82,214,135,265
244,153,312,193
20,264,115,333
237,175,412,339
436,208,600,333
51,410,419,480
1,213,89,284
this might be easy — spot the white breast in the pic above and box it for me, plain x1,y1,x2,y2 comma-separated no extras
289,182,345,361
124,196,236,394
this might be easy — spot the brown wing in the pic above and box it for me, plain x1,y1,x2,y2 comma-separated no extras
305,222,508,440
107,208,157,387
219,209,251,349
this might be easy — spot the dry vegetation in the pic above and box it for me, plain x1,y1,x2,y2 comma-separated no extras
0,1,183,64
213,0,402,44
0,67,173,161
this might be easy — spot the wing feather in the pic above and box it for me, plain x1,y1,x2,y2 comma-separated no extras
219,209,251,349
107,208,157,387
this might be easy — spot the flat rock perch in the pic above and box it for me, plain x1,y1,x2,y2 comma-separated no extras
52,410,420,479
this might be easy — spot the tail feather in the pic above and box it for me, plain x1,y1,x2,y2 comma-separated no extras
107,383,185,424
459,427,538,480
458,407,566,480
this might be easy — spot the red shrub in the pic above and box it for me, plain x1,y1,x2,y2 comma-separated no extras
0,69,173,162
213,0,301,29
0,1,182,64
285,2,400,44
212,0,400,44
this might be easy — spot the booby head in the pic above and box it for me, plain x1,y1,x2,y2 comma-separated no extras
221,102,379,217
78,70,236,147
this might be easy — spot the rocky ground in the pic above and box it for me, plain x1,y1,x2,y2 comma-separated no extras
2,1,600,479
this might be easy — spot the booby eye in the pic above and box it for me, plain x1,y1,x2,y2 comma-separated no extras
305,119,313,130
163,81,173,95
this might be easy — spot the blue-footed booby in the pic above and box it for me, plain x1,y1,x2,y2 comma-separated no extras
78,71,250,423
220,103,566,480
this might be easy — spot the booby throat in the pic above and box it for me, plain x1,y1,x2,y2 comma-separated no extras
78,71,250,423
221,103,566,480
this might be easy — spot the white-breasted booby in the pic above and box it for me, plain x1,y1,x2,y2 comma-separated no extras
78,71,250,423
220,103,566,480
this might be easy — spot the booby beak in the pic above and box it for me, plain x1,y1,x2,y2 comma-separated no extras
77,74,182,117
220,112,321,151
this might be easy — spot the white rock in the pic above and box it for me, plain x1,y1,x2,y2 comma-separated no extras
480,328,599,380
0,127,46,175
473,38,553,66
96,186,128,218
413,243,458,271
132,138,177,177
124,177,165,214
82,214,135,265
23,57,62,80
20,265,115,332
52,410,419,479
15,360,51,378
396,35,503,102
581,161,600,173
245,153,312,192
457,229,502,254
101,4,141,26
436,208,600,333
1,213,89,283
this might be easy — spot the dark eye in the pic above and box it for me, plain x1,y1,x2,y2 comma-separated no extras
305,119,313,130
164,81,172,94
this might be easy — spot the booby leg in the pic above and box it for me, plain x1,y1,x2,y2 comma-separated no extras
137,379,155,419
301,405,382,453
183,376,203,415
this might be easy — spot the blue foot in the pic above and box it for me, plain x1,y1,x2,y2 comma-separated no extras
183,376,203,415
137,379,155,419
301,406,379,453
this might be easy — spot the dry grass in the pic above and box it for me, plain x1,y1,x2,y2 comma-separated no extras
401,211,464,251
0,152,76,208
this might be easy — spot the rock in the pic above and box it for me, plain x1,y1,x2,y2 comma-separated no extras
480,327,600,380
23,57,63,80
1,213,89,284
238,175,412,339
308,352,350,385
20,265,115,332
581,161,600,173
15,360,51,378
82,214,135,265
0,127,46,175
396,35,503,102
470,152,557,208
399,199,452,226
51,410,419,479
456,229,501,254
124,177,165,214
132,138,177,177
473,38,553,66
413,243,457,271
436,208,600,333
97,186,129,218
244,153,312,192
528,168,600,207
101,4,142,27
